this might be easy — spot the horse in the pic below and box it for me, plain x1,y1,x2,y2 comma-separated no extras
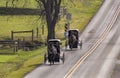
48,44,57,64
69,34,77,49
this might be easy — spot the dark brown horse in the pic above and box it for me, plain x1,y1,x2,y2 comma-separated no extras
70,34,76,44
69,34,77,49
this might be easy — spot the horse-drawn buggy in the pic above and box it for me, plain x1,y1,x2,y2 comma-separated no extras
44,39,65,65
68,29,79,50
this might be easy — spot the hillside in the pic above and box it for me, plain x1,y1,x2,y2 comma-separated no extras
0,0,102,78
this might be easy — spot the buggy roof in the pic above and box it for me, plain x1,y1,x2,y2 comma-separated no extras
48,39,61,42
69,29,79,31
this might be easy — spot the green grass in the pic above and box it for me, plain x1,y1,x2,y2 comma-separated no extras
0,16,45,39
6,54,44,78
0,55,17,62
0,0,102,78
0,46,46,78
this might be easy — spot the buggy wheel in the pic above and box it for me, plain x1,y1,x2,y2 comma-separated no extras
70,45,72,50
70,43,73,50
49,60,54,65
44,53,47,64
49,55,53,65
50,61,52,65
53,61,54,64
62,53,65,63
65,40,67,50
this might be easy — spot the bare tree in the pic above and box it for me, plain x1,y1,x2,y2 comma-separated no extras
36,0,61,41
5,0,61,41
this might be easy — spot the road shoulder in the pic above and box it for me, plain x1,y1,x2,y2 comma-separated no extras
112,57,120,78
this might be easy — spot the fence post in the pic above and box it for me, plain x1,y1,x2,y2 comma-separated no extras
14,41,18,53
23,37,25,50
36,27,39,38
32,30,34,42
11,31,13,40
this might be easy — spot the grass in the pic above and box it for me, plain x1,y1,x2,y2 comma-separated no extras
0,0,102,78
0,46,46,78
0,54,17,62
118,53,120,59
0,16,44,39
6,54,44,78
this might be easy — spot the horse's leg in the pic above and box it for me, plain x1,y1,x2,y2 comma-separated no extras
70,43,73,50
53,54,55,64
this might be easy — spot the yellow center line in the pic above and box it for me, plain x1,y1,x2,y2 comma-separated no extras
64,4,120,78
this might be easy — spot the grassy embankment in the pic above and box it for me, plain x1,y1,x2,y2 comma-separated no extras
0,0,102,78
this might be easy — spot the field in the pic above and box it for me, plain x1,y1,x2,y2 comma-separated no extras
0,0,102,78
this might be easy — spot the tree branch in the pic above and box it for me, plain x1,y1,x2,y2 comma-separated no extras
52,0,61,26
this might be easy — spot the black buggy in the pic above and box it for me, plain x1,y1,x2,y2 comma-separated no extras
44,39,65,65
68,29,79,50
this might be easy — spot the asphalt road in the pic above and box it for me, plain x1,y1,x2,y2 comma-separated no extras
24,0,120,78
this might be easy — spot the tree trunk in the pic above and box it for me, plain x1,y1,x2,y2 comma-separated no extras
47,24,55,40
37,0,61,41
